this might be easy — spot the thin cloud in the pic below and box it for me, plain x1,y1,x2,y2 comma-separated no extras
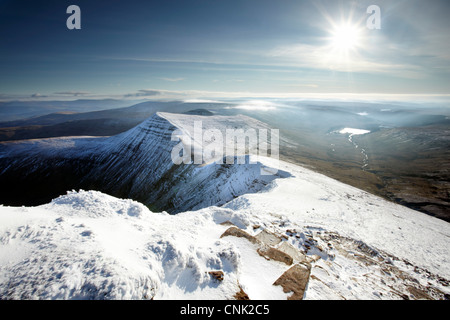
268,43,424,79
160,77,185,82
285,84,319,88
54,91,91,97
31,93,48,98
124,89,164,98
122,88,450,103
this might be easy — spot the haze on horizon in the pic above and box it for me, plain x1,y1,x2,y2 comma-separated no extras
0,0,449,102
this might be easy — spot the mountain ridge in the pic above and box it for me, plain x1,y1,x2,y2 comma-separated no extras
0,112,285,213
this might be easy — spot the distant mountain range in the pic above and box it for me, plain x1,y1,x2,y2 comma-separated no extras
0,99,147,122
0,101,231,141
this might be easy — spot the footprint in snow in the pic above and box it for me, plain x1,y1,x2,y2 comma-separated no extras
80,230,93,237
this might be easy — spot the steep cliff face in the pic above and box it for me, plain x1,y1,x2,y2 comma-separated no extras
0,112,285,212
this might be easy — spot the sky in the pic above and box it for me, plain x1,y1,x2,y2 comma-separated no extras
0,0,449,101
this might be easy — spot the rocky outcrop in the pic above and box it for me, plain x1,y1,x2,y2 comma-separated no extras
220,226,312,300
220,226,260,244
273,263,311,300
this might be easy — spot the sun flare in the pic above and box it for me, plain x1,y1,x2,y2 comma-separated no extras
330,24,361,52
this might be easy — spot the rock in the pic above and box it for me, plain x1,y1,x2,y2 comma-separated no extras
257,246,293,266
277,241,307,263
234,286,250,300
273,263,312,300
306,254,321,263
407,287,431,300
255,229,282,246
220,221,236,227
221,227,293,265
209,271,224,282
220,227,260,245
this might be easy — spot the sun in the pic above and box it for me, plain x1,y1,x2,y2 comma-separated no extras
317,8,367,71
330,23,361,52
321,20,366,71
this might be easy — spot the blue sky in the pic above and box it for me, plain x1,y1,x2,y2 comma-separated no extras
0,0,449,100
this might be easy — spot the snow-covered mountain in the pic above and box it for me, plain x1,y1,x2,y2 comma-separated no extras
0,112,284,212
0,112,449,300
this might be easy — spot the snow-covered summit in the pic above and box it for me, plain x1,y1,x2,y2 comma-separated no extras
0,112,283,212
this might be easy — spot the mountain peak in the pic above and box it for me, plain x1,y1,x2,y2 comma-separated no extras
0,112,283,213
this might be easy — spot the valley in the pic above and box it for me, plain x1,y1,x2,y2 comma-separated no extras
0,99,448,222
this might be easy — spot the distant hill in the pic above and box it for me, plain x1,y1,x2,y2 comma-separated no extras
0,99,143,122
0,101,230,141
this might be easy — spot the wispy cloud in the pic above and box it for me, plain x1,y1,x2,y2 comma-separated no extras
159,77,185,82
286,84,319,88
31,93,48,98
124,89,167,98
267,43,424,79
121,88,450,103
54,91,91,97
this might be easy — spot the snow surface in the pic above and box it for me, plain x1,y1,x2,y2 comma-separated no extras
226,157,450,279
0,191,248,300
0,157,449,300
0,112,449,300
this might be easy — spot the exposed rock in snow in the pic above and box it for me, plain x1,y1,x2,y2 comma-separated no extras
273,263,311,300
